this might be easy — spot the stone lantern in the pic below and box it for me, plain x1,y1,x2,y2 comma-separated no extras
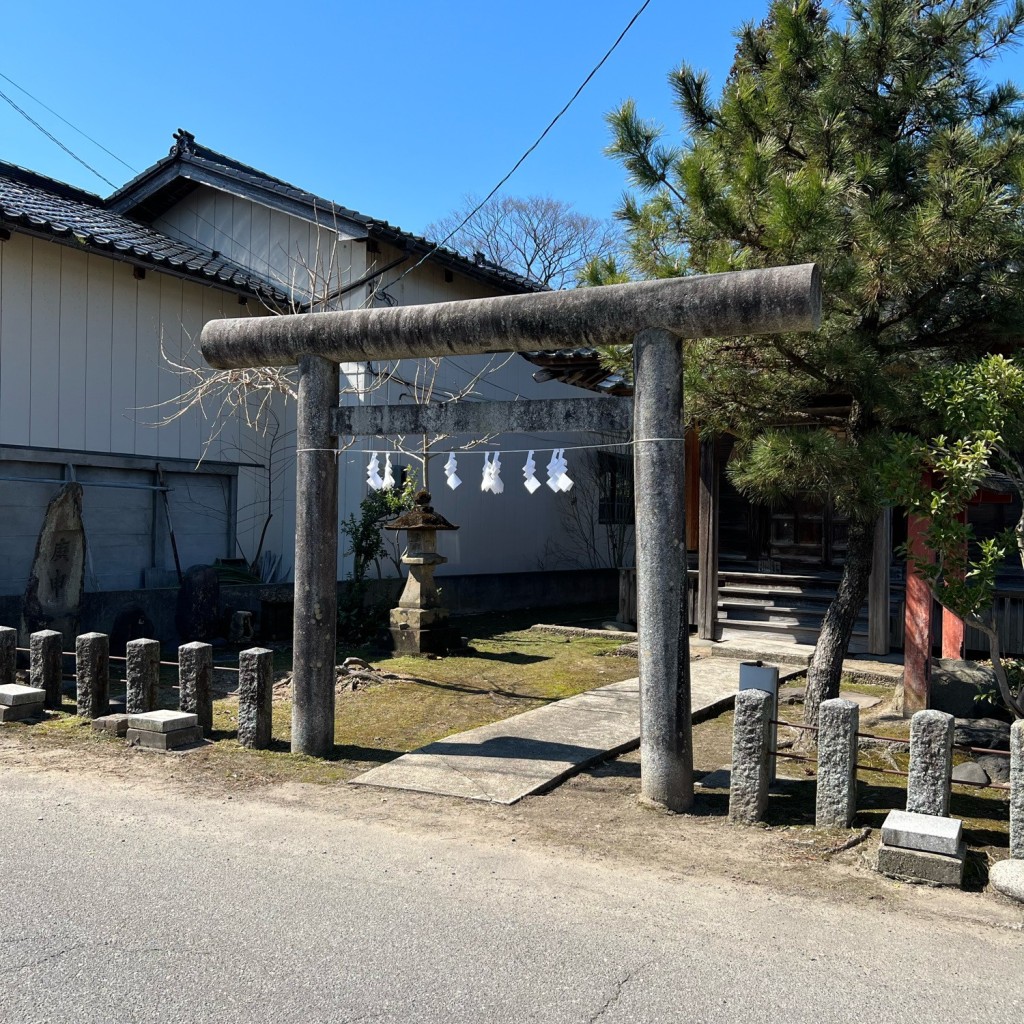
383,490,459,655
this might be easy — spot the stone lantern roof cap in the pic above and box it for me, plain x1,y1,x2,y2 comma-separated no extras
384,491,459,532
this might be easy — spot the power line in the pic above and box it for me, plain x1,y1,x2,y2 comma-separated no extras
0,71,138,174
0,86,119,190
387,0,653,291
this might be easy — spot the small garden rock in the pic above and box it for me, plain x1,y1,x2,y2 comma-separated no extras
951,760,989,786
990,859,1024,903
954,718,1011,751
977,754,1011,784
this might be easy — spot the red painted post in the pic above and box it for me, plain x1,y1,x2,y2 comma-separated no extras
903,508,933,715
940,509,967,660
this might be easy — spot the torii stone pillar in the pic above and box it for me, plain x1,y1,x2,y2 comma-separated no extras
201,266,821,809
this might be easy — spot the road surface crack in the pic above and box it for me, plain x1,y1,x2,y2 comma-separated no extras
587,967,639,1023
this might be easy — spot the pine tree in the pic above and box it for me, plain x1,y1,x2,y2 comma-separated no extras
604,0,1024,729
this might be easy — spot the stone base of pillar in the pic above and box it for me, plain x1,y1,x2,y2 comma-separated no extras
388,615,461,656
876,840,966,887
0,700,45,723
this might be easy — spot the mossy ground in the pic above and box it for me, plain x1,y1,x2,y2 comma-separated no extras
16,606,639,786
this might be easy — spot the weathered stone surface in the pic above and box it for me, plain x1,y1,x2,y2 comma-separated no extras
337,396,633,439
1011,720,1024,860
907,709,954,817
291,356,338,759
125,639,160,715
0,701,44,723
954,718,1010,751
238,647,273,749
175,565,220,644
91,713,129,736
178,641,213,736
30,629,63,709
931,659,1002,718
977,753,1010,784
228,610,254,645
21,482,85,643
951,760,990,786
989,858,1024,903
126,725,203,750
876,841,965,886
635,328,691,813
76,632,109,719
128,710,198,734
385,497,460,659
881,809,963,856
0,626,16,687
0,684,47,707
729,688,772,824
816,698,859,828
201,264,822,369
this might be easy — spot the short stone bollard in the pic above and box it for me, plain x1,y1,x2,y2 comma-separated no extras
178,641,213,736
1011,720,1024,860
30,630,63,709
816,698,859,828
126,639,160,715
729,687,773,824
907,709,954,816
0,626,16,687
238,647,273,749
76,632,110,719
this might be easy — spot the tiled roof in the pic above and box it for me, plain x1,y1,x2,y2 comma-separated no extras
108,130,548,297
523,348,632,396
0,161,289,303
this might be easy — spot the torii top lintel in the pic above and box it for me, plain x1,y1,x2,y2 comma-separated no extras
200,264,820,370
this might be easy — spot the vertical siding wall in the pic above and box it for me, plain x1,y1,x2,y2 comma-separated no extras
153,187,363,311
0,230,287,592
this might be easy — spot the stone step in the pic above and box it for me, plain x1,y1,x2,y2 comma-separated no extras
717,570,844,586
718,620,870,653
718,601,867,626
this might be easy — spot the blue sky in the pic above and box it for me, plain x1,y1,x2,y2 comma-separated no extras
3,1,1024,239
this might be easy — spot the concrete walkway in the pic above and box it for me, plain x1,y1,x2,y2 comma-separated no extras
350,658,743,805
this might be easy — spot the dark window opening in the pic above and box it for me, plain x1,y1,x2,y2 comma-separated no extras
598,452,634,525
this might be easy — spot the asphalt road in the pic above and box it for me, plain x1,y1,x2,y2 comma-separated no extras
1,768,1021,1024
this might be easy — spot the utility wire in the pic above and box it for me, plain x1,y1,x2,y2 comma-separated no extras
388,0,653,291
0,71,138,174
0,86,119,190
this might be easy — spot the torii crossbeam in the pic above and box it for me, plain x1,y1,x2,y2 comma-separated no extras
201,266,821,812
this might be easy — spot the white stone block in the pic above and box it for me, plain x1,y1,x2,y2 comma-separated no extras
0,684,47,707
127,709,199,734
881,808,963,856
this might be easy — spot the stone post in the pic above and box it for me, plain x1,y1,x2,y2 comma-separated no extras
1011,720,1024,860
178,641,213,736
0,626,16,687
30,630,63,709
729,688,772,824
75,632,109,719
633,327,692,813
126,638,160,715
238,647,273,749
291,355,339,758
816,698,859,828
907,709,954,816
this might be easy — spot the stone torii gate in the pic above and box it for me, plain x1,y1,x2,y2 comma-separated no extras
200,265,821,812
